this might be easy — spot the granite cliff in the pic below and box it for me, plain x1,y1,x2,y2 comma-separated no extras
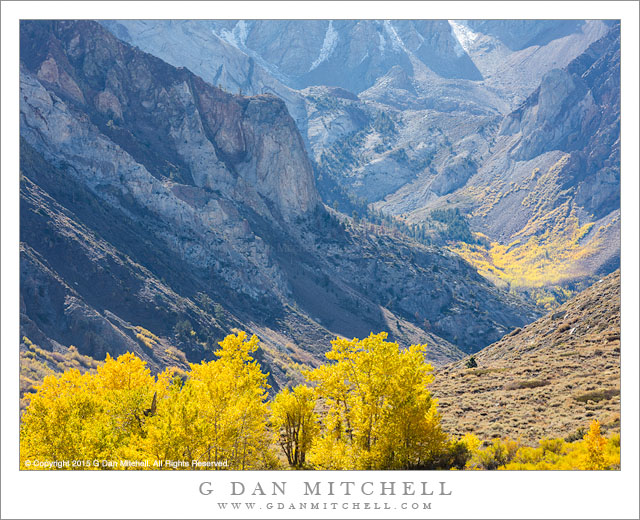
20,21,538,392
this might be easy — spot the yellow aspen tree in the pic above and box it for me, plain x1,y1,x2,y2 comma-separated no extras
20,369,100,468
93,353,156,461
20,352,157,467
583,420,608,470
146,332,276,469
306,332,447,470
270,385,318,468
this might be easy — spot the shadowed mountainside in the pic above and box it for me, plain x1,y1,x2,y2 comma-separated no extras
19,20,539,393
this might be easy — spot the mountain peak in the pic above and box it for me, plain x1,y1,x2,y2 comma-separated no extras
20,20,320,222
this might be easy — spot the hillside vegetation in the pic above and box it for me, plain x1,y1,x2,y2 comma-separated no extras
432,270,620,444
20,329,619,471
20,332,456,470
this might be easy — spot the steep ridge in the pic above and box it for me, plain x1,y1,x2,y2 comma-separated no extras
457,20,612,107
106,20,482,95
432,270,620,444
381,24,620,302
101,20,609,214
19,21,538,391
98,20,311,132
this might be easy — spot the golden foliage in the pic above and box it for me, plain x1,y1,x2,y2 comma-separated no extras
20,337,98,409
452,155,618,306
20,330,620,472
452,204,599,293
305,332,448,470
583,419,609,470
20,333,277,470
147,332,276,470
499,420,619,470
455,420,619,470
270,385,318,468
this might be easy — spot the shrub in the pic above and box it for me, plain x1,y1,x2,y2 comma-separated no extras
503,421,619,470
574,389,619,403
504,379,550,390
174,319,193,342
475,438,520,469
135,326,159,349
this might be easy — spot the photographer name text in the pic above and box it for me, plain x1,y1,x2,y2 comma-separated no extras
199,480,452,497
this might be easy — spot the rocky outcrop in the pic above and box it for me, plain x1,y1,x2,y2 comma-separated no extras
103,19,610,213
20,21,320,222
430,155,477,196
464,20,588,51
476,24,620,257
500,22,620,208
20,21,540,389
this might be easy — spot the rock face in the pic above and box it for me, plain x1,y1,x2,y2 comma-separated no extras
20,21,539,388
432,270,621,444
177,20,483,93
21,21,319,223
378,24,620,290
98,20,311,131
464,20,587,51
501,26,620,220
103,20,611,214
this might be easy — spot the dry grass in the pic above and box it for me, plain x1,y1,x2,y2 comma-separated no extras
135,325,159,349
574,389,619,404
431,270,620,445
163,346,188,365
503,379,550,390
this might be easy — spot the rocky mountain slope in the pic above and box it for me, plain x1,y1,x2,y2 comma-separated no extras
101,20,611,209
19,21,538,392
388,24,620,300
100,20,619,305
432,270,620,444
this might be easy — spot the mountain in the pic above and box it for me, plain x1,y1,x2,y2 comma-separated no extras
101,20,611,207
19,20,538,392
102,20,482,95
432,269,620,444
381,24,620,302
100,21,619,303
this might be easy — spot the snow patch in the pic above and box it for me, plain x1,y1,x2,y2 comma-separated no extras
235,20,248,46
378,31,386,53
218,20,249,49
448,20,478,55
309,21,338,72
383,20,407,52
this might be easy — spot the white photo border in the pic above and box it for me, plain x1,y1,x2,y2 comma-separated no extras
2,2,638,519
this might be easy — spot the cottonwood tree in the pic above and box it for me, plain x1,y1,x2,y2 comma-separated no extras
306,332,448,470
270,385,317,468
146,332,276,469
20,353,156,466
